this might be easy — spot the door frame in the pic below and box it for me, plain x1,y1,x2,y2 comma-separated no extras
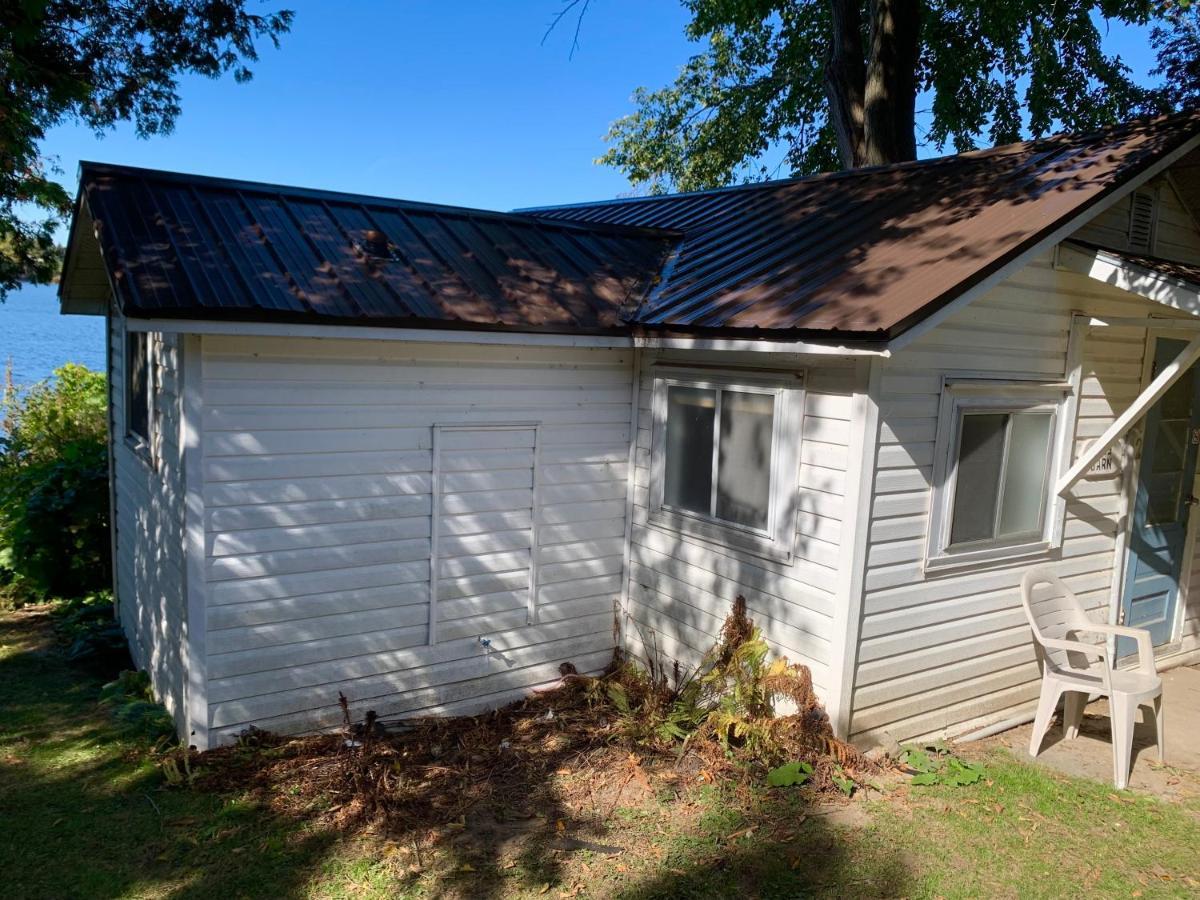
1109,328,1199,656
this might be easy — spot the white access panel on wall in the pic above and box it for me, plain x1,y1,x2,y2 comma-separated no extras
429,423,541,644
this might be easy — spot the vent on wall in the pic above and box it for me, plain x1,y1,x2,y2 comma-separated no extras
1128,189,1158,253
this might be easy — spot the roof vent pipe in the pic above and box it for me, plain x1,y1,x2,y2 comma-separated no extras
362,229,390,259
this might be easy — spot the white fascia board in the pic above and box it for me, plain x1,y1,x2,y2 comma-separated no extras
886,130,1200,355
124,317,890,356
1057,243,1200,318
125,318,635,348
633,334,889,357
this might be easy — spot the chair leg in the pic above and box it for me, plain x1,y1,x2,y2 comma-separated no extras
1063,691,1085,740
1029,678,1061,758
1111,693,1137,790
1152,694,1165,765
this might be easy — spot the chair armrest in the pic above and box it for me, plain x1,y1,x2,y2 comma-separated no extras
1038,636,1111,689
1071,623,1156,676
1040,636,1107,658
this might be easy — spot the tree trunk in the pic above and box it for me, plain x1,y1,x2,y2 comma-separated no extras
862,0,920,165
824,0,867,169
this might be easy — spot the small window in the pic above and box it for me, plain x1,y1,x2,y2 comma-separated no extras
650,368,802,559
928,382,1069,569
126,329,151,447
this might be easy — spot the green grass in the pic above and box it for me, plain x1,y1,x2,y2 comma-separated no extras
0,606,351,899
1,604,1198,899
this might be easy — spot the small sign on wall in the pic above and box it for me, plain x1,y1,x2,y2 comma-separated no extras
1086,448,1121,478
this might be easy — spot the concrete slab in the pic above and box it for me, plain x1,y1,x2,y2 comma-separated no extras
986,666,1200,800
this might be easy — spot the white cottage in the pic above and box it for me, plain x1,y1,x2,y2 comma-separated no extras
58,112,1200,750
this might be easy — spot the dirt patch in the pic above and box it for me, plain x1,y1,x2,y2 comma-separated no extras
195,670,880,893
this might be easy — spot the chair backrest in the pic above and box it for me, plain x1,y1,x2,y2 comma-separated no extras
1020,568,1091,646
1020,567,1104,677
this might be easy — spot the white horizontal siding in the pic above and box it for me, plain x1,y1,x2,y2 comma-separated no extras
850,249,1172,745
624,351,860,698
1074,175,1200,264
111,315,188,732
201,336,633,742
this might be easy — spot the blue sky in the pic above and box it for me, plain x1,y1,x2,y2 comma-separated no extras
40,2,1165,218
42,2,695,213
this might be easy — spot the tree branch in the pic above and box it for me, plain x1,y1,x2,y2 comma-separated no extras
542,0,592,59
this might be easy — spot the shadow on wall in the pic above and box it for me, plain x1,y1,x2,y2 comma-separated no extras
626,365,837,700
848,312,1150,745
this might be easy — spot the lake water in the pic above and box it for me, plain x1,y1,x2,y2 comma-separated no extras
0,283,106,387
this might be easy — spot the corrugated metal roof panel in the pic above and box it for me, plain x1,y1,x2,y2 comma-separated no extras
66,112,1200,342
527,111,1200,338
78,163,678,333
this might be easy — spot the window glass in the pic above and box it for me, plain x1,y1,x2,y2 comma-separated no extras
716,391,774,528
949,410,1053,547
663,386,715,516
1146,375,1194,526
127,331,150,443
998,413,1053,537
950,413,1006,544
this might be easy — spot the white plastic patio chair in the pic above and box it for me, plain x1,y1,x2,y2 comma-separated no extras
1020,568,1164,789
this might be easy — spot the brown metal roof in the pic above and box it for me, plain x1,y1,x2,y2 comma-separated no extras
63,111,1200,342
74,163,678,333
527,111,1200,339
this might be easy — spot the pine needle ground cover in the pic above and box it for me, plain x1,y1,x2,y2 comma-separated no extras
2,604,1198,899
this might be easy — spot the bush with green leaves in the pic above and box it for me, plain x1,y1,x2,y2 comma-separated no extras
0,363,110,599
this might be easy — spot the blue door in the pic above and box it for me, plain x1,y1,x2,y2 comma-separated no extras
1120,337,1200,655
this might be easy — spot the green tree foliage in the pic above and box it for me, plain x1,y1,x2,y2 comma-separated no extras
0,0,293,298
598,1,1196,193
1,363,110,599
1153,1,1200,109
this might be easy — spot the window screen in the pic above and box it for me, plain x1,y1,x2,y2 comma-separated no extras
126,330,150,443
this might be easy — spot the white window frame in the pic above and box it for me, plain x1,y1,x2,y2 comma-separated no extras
926,380,1072,572
123,323,156,467
648,365,803,562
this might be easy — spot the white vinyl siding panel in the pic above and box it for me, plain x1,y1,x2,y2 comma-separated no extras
431,425,539,642
850,249,1182,745
1074,175,1200,264
200,336,632,742
625,351,858,698
111,314,188,732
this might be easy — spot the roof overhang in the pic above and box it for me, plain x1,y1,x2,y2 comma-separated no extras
1054,243,1200,495
123,316,891,357
1056,241,1200,317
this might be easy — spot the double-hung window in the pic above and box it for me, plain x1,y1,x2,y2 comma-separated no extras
649,367,802,560
927,381,1070,569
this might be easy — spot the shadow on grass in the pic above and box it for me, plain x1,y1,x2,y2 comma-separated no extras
0,606,341,900
0,605,914,898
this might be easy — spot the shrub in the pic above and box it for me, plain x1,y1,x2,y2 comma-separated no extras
605,597,861,775
0,363,110,599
